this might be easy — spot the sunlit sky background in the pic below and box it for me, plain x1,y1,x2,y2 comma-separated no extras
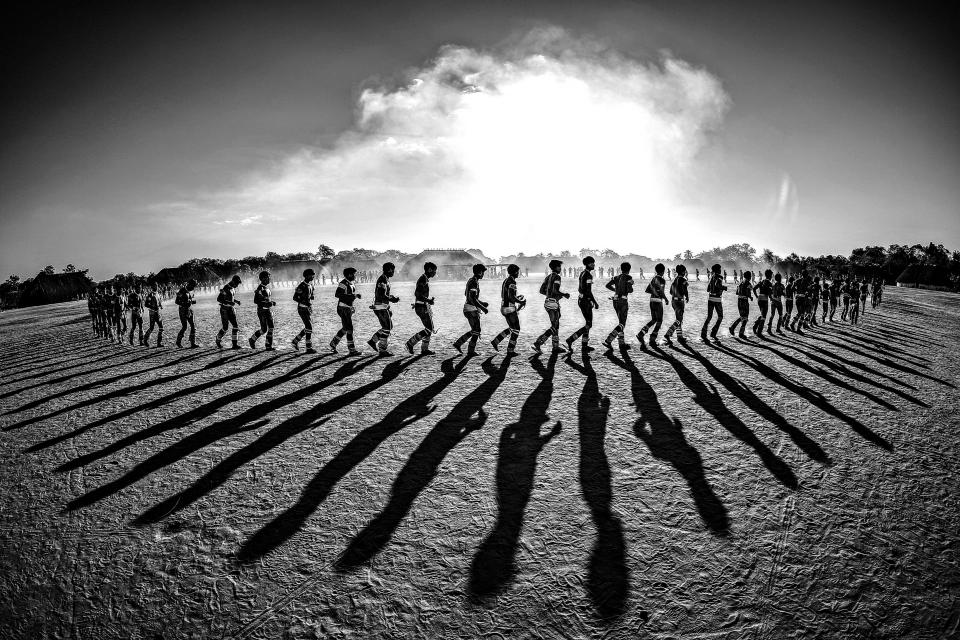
1,0,957,278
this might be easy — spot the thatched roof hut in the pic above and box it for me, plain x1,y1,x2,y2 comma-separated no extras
153,265,221,287
18,272,94,307
399,249,481,281
896,265,953,291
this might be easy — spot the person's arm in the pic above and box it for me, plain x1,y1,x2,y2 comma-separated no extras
553,275,570,299
605,277,616,293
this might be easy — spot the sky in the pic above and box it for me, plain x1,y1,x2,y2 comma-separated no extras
1,0,958,279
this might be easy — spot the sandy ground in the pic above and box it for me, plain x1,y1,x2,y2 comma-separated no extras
0,280,957,639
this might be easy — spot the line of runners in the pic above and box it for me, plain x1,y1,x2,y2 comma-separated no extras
85,257,884,356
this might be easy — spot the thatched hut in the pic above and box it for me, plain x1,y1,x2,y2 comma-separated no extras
153,265,222,288
896,265,953,291
18,272,94,307
398,249,481,281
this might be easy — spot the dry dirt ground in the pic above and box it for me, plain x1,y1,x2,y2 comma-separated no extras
0,280,957,639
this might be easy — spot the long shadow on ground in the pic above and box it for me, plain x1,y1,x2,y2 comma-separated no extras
28,352,282,453
133,355,425,525
647,343,799,488
707,341,893,451
335,355,513,571
237,355,474,561
663,340,832,466
64,354,349,509
605,347,731,535
561,352,629,621
5,350,213,429
468,353,563,599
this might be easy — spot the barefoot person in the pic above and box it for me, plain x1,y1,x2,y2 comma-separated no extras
329,267,362,355
453,264,489,355
783,275,795,329
602,262,634,350
367,262,400,355
729,270,753,338
565,256,599,352
663,265,690,343
636,263,667,347
126,285,144,345
215,275,243,350
491,264,525,355
701,264,727,341
175,279,198,348
143,283,163,347
752,269,773,336
248,271,277,350
291,268,317,353
532,259,570,354
769,273,785,333
406,262,438,355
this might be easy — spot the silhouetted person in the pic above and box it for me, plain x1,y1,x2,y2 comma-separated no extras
330,267,362,355
127,285,144,346
566,256,599,351
637,263,667,346
729,270,753,338
406,262,437,355
215,275,243,349
663,264,689,342
248,270,276,350
752,269,773,336
491,264,525,355
175,279,198,348
453,264,489,355
769,273,785,333
291,268,317,353
368,262,399,355
532,259,570,354
701,263,727,341
142,283,163,347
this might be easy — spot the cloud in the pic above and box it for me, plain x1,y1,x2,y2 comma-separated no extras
773,172,800,221
214,214,264,226
156,26,731,254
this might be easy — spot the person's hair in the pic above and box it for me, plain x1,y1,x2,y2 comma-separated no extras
230,275,242,284
765,269,773,278
507,264,520,276
744,270,753,280
655,263,665,275
775,273,782,281
676,264,687,275
548,259,562,270
582,256,595,266
382,262,395,272
712,263,722,273
473,263,487,275
424,262,437,272
187,279,197,288
302,268,315,278
258,270,270,281
620,262,631,272
343,267,357,277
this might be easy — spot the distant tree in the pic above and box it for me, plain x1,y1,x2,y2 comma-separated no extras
578,248,600,259
6,275,20,285
43,265,55,275
63,264,77,273
317,244,335,263
682,249,694,261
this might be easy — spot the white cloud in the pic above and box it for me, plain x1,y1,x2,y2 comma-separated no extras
157,26,731,254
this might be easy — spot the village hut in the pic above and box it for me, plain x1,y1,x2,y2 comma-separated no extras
398,249,481,281
896,265,954,291
17,272,94,307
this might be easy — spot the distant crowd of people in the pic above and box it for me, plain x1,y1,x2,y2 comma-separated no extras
84,256,884,358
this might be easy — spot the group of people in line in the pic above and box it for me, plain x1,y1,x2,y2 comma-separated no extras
85,257,885,357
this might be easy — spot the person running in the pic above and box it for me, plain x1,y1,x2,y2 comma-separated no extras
849,279,861,325
790,270,809,332
768,273,785,334
532,259,570,354
828,278,840,322
215,275,243,350
175,279,198,348
695,268,700,282
291,268,317,353
142,283,163,347
329,267,362,355
248,270,277,350
491,264,526,355
663,265,690,342
701,263,727,341
636,263,667,346
87,289,99,337
752,269,773,336
453,264,489,355
871,277,882,308
127,285,144,345
729,270,753,338
406,262,438,355
840,278,852,322
565,256,599,352
112,285,126,344
820,279,830,323
603,262,634,350
367,262,400,355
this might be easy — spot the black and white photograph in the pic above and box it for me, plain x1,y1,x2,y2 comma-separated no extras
0,1,957,638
